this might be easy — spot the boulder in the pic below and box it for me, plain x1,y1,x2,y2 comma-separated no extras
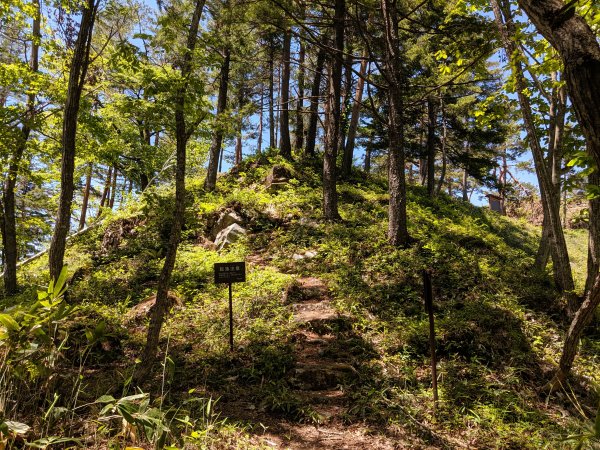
214,223,247,250
209,210,244,240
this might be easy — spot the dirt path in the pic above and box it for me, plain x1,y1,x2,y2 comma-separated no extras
212,268,441,449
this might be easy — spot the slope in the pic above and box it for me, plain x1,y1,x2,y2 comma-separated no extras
2,154,598,449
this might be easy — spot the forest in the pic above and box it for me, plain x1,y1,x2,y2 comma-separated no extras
1,0,600,448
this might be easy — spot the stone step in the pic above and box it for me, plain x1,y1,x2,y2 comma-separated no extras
289,362,359,391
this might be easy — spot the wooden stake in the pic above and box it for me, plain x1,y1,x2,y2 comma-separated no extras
423,269,438,411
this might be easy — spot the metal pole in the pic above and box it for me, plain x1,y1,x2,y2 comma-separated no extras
229,282,234,351
423,269,438,411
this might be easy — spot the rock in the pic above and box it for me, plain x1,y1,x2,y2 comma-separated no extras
209,210,244,240
264,164,292,192
292,250,318,261
214,223,247,250
125,291,181,324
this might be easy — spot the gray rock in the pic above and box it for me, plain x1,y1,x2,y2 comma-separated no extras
210,210,244,240
214,223,247,250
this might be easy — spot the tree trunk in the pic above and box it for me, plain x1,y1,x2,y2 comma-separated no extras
99,165,112,210
436,96,447,196
322,0,344,221
257,89,263,155
137,0,205,382
364,145,372,173
235,81,245,166
306,48,326,157
462,168,469,202
344,52,368,177
108,166,117,209
547,273,600,391
269,44,276,150
204,48,231,191
294,27,306,151
382,0,409,246
78,163,92,230
537,76,566,272
516,0,600,389
339,45,353,177
587,169,600,294
279,28,292,159
426,96,437,197
491,0,576,314
2,0,41,295
535,215,552,270
48,0,98,282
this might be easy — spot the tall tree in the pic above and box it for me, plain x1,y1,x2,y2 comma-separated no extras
294,22,306,151
322,0,344,220
516,0,600,389
344,51,368,174
279,27,292,158
490,0,576,314
1,0,40,294
381,0,409,245
48,0,99,282
138,0,206,380
305,47,325,157
204,48,231,191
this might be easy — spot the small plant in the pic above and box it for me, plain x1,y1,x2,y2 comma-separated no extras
563,405,600,450
97,392,171,449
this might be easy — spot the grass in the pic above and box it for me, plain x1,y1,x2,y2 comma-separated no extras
1,154,599,449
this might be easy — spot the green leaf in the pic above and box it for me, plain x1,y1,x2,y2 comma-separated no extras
594,405,600,437
96,395,116,404
53,265,69,298
0,313,19,331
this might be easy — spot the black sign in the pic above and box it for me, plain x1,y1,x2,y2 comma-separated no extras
214,262,246,284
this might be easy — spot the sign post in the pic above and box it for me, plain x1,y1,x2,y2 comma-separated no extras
214,262,246,351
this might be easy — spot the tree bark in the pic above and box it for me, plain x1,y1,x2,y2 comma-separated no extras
235,81,245,166
294,26,306,151
305,48,325,157
2,0,41,295
322,0,344,221
257,89,263,155
137,0,205,382
344,52,368,177
535,215,552,270
512,0,600,386
268,45,276,150
279,28,292,159
381,0,410,246
491,0,576,313
436,96,447,196
426,96,437,197
339,44,353,177
586,169,600,294
78,163,92,230
204,48,231,191
547,273,600,391
48,0,98,282
108,166,117,209
99,165,112,211
364,145,372,173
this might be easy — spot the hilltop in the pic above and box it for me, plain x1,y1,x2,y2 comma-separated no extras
2,155,598,449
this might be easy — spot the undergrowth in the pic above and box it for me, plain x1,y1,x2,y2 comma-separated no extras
1,154,598,449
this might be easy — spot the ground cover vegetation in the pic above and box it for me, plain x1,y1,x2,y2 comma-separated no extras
1,0,599,448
